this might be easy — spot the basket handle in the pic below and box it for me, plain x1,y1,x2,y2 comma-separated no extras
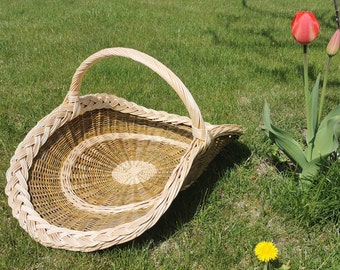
65,47,208,141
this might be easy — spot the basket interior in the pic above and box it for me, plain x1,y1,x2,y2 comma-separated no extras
28,108,193,231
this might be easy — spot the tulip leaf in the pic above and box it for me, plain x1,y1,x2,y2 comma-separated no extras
263,102,308,169
263,101,272,137
308,114,340,161
318,104,340,130
307,73,321,144
300,160,321,181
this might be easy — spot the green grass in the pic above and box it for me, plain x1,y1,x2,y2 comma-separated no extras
0,0,339,269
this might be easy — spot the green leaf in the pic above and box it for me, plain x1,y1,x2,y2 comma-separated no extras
307,73,321,144
318,104,340,130
309,114,340,161
263,102,308,169
300,160,321,181
263,100,273,137
279,263,291,270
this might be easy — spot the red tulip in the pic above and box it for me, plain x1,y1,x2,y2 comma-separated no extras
326,29,340,56
291,11,320,45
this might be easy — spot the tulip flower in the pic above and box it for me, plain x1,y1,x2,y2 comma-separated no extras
326,29,340,57
263,6,340,183
291,11,320,45
291,11,320,145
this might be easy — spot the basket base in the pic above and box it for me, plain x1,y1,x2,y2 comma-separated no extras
28,108,193,231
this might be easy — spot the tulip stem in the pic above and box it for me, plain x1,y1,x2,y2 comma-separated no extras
318,56,331,124
303,44,312,142
334,0,340,28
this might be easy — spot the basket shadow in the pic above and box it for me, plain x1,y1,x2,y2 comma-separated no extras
98,140,250,253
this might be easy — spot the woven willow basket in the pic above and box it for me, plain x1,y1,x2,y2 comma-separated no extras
6,48,242,252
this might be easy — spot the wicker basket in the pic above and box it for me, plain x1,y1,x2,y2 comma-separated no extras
5,48,242,252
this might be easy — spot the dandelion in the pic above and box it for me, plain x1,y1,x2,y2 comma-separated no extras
254,241,278,269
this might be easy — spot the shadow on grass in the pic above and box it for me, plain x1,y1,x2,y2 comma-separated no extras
242,0,335,38
98,141,250,253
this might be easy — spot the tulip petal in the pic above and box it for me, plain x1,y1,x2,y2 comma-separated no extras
326,29,340,56
291,11,320,45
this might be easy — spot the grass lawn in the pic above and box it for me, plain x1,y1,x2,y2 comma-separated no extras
0,0,339,269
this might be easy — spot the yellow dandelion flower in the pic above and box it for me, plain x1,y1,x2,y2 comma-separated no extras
254,241,278,262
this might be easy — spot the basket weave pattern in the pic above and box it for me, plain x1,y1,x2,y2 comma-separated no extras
6,48,242,251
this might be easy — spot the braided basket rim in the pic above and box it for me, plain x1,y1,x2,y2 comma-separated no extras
5,48,243,251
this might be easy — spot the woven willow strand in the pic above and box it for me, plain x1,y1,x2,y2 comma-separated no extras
66,48,209,141
6,48,243,251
